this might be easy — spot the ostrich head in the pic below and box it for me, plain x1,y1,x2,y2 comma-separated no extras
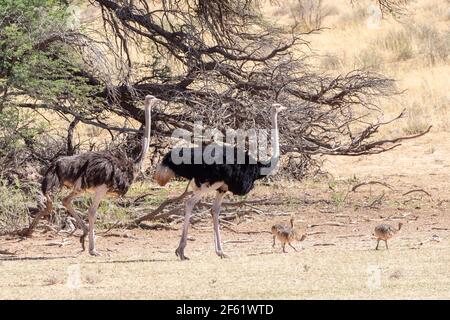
145,95,160,104
271,103,287,114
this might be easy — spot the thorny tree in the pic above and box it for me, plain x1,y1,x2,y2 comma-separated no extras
1,0,428,180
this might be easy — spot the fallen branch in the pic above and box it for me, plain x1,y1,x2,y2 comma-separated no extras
44,239,72,247
138,223,178,231
100,233,140,239
306,231,326,236
365,192,385,209
133,182,192,225
0,249,16,256
98,220,123,235
308,222,347,228
336,234,365,238
351,181,394,192
403,189,432,197
222,225,272,235
223,239,254,244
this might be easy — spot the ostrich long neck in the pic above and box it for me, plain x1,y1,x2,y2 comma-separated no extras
135,100,152,169
271,110,280,163
259,109,281,177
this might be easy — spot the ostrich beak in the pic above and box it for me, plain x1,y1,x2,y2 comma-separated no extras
145,95,161,103
272,103,287,112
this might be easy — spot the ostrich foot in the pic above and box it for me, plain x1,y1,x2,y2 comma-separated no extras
79,235,86,251
216,250,229,259
89,249,101,256
175,247,189,260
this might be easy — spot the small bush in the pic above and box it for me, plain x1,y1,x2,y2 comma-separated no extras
337,6,367,29
411,25,449,65
376,30,413,61
0,179,35,232
354,48,383,70
403,103,430,135
321,53,342,70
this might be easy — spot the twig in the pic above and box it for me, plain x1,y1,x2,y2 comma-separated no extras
306,231,326,236
132,187,167,203
365,192,385,209
336,234,365,238
222,225,271,234
0,249,16,256
403,189,432,197
98,220,122,235
308,222,347,228
351,181,394,192
133,181,192,224
223,239,254,244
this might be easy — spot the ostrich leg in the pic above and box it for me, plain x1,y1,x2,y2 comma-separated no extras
175,191,202,260
176,181,224,260
62,189,88,251
211,191,227,258
87,185,107,256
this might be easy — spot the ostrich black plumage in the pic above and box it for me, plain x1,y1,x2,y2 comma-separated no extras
154,103,286,260
21,95,159,256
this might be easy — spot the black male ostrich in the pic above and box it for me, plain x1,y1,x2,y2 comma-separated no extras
21,95,159,256
154,103,286,260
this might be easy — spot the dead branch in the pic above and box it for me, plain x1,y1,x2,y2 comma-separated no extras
222,225,272,235
0,249,16,256
365,192,386,209
305,231,326,236
351,181,394,192
223,239,254,244
307,222,347,228
403,189,432,197
336,234,365,238
133,182,191,224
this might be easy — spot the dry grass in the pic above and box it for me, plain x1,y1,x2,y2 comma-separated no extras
1,245,449,299
276,0,450,135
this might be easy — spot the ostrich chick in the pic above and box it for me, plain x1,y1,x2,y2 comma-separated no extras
271,217,306,253
374,222,403,250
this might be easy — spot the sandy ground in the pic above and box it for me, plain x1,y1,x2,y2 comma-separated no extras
1,132,450,299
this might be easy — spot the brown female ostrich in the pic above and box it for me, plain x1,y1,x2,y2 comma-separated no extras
21,95,159,256
154,103,286,260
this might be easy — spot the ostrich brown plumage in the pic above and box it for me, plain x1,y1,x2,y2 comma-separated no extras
20,95,159,256
271,217,306,253
154,103,286,260
374,222,403,250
